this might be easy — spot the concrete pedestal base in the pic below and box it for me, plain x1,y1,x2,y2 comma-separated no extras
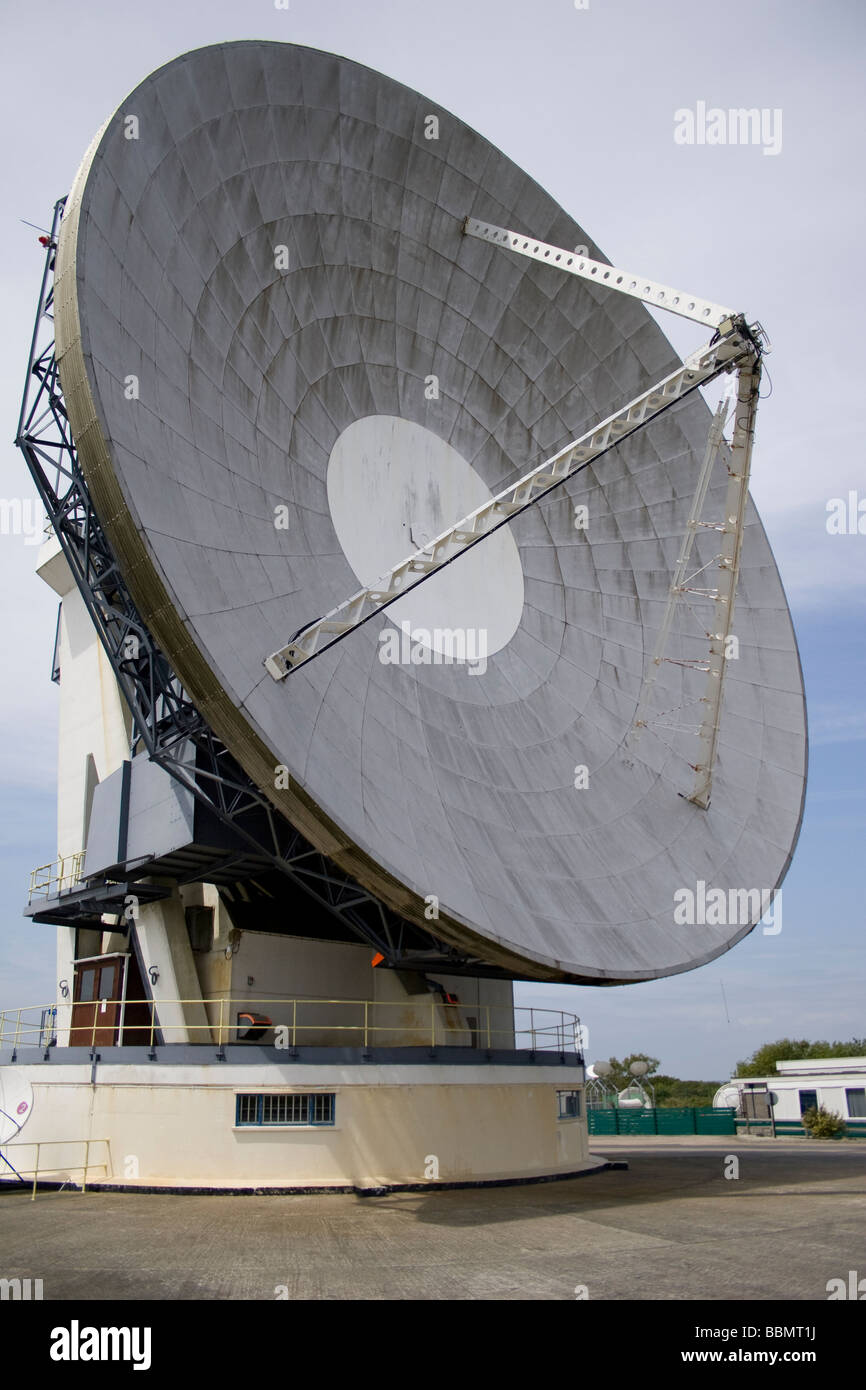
0,1054,589,1191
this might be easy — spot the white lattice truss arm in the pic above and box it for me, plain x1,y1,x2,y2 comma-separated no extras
626,367,760,806
462,223,765,807
263,325,754,681
462,217,735,328
687,358,762,806
265,220,763,808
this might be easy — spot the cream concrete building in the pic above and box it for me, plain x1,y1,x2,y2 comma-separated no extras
0,538,591,1192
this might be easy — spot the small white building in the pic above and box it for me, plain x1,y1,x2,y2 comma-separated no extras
714,1058,866,1131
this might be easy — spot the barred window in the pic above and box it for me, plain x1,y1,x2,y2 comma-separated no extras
262,1094,307,1125
236,1094,259,1125
557,1090,581,1119
235,1093,335,1127
310,1093,334,1125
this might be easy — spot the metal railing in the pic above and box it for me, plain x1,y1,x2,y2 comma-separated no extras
0,996,582,1055
0,1138,111,1198
28,853,85,903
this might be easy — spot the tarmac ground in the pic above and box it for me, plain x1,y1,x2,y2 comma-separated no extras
0,1136,863,1300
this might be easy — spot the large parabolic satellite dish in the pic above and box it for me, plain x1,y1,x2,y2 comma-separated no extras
54,41,806,984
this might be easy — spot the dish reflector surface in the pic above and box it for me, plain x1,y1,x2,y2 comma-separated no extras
55,41,807,982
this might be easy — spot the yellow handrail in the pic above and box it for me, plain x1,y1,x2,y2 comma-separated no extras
2,1138,111,1199
0,996,583,1053
28,852,85,903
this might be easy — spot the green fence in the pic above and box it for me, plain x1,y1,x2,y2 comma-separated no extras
587,1106,736,1136
587,1109,866,1138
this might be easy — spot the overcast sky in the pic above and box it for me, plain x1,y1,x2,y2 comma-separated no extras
1,0,863,1078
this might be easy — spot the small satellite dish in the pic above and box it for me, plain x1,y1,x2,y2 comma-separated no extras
0,1073,33,1143
617,1085,647,1109
629,1060,650,1077
593,1060,613,1077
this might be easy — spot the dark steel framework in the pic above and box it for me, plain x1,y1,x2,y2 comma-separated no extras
15,199,499,978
